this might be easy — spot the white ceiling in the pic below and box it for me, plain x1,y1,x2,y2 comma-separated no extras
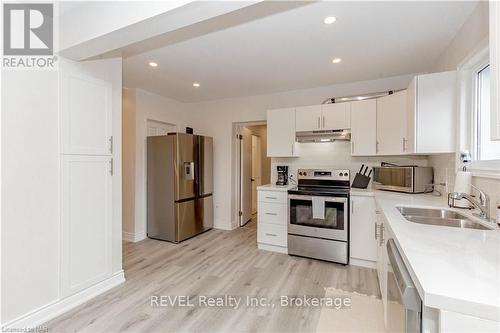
123,1,478,103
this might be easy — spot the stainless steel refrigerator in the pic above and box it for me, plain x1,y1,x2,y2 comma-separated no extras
147,133,213,242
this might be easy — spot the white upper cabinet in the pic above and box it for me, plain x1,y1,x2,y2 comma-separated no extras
267,108,299,157
351,99,377,156
406,71,457,153
60,69,112,155
376,90,407,155
491,1,500,141
322,102,351,130
295,103,351,132
295,105,322,132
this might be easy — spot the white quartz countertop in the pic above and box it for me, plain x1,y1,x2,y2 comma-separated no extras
256,184,296,192
372,190,500,322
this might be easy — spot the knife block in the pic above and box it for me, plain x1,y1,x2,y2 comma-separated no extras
351,173,371,189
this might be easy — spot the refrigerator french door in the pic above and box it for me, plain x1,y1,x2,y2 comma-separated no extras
147,133,213,242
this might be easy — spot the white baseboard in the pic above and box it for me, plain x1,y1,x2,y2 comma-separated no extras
123,231,146,242
258,243,288,254
349,257,377,269
3,271,125,330
214,224,233,230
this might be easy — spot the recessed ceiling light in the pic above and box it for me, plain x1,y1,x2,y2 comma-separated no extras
324,16,337,25
149,62,158,67
332,58,342,64
193,82,200,87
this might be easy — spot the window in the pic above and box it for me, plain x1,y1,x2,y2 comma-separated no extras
472,64,500,161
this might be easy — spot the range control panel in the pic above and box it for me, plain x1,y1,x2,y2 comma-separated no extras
297,168,350,181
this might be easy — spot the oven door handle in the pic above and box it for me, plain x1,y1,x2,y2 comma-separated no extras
288,194,348,203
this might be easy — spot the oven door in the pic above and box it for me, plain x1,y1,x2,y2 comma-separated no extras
288,194,348,241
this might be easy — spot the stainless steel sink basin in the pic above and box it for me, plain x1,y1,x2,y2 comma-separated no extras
397,207,492,230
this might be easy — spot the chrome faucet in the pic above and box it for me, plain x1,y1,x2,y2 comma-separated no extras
450,185,491,221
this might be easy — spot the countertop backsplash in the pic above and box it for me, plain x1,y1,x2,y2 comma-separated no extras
270,141,428,185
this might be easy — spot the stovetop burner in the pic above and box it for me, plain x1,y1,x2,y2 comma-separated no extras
288,168,351,197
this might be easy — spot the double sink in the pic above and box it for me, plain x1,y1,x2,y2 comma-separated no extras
397,207,493,230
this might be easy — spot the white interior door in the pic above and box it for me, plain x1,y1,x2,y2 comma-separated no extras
147,119,177,136
240,127,252,226
251,135,262,214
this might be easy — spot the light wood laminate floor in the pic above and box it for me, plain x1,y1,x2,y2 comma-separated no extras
45,220,382,333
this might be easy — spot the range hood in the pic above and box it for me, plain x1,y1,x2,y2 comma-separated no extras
296,129,351,143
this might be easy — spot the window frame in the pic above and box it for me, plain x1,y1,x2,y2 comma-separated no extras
458,47,500,179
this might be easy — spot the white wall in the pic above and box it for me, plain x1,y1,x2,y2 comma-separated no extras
429,1,500,217
1,71,59,323
122,88,188,241
187,74,415,230
122,89,137,240
433,1,489,72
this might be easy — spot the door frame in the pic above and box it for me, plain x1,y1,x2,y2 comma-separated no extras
231,121,266,228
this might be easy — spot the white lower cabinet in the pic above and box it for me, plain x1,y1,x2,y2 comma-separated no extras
375,206,388,326
60,155,113,296
257,189,288,253
349,195,377,265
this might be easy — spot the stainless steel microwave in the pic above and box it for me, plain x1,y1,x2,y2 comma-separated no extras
372,166,433,193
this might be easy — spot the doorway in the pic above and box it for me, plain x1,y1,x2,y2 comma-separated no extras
237,123,271,227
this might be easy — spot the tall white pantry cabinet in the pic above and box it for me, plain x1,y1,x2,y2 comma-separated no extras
59,58,123,298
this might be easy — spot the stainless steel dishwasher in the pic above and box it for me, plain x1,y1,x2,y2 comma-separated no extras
386,239,423,333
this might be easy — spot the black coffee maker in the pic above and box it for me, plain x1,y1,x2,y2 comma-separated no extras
276,166,289,185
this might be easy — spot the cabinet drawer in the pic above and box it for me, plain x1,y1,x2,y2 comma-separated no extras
258,190,287,204
258,202,287,225
257,223,287,247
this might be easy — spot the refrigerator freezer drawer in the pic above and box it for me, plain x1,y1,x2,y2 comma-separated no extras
175,195,213,242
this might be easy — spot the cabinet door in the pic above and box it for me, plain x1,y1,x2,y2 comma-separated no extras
61,155,112,296
376,90,407,155
350,196,377,261
351,99,377,155
322,102,351,130
406,78,417,154
267,108,298,157
60,68,112,155
295,105,322,132
375,212,388,326
415,71,456,153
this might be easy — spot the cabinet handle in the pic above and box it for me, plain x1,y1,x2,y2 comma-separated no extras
402,138,407,152
265,233,277,237
374,223,378,240
351,199,354,214
109,136,113,154
265,196,277,200
317,117,321,129
376,141,379,153
322,116,325,128
265,212,277,216
351,141,354,154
